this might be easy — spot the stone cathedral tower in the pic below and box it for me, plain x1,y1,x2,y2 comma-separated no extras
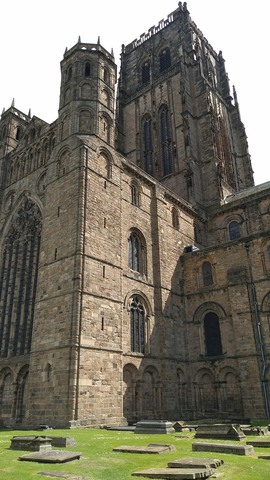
0,3,270,428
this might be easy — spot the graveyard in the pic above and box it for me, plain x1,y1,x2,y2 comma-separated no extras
0,421,270,479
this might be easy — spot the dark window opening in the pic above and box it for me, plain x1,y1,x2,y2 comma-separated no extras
229,221,240,240
130,296,145,353
160,106,172,176
85,62,91,77
202,261,213,286
142,62,150,85
159,48,171,73
204,312,222,357
143,117,153,175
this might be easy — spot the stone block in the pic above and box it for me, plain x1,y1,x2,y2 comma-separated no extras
48,436,76,447
168,457,224,469
113,443,176,454
10,436,52,452
192,442,254,456
194,424,245,441
246,440,270,447
134,420,175,434
132,467,213,478
19,450,81,463
173,421,190,432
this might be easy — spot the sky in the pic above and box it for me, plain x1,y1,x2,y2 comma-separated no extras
0,0,268,186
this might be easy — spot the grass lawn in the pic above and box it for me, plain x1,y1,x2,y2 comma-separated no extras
0,427,270,479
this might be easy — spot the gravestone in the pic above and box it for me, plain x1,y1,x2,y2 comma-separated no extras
242,426,269,436
246,440,270,447
168,458,224,469
194,423,245,441
113,443,176,454
192,442,254,456
132,467,213,478
10,436,52,451
134,420,175,434
49,437,77,447
173,421,190,432
19,450,81,463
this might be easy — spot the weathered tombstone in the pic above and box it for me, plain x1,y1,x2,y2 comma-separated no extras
10,436,52,452
113,443,176,454
49,436,76,447
168,457,224,469
192,442,254,456
19,450,81,463
173,421,190,432
246,440,270,447
134,420,175,434
242,426,269,436
132,467,213,478
194,423,246,441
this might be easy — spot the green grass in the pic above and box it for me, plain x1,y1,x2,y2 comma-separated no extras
0,427,270,479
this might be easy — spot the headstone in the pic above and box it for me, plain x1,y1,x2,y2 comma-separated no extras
19,450,81,463
168,458,224,469
194,424,245,441
10,436,52,451
173,421,190,432
192,442,254,456
134,420,175,434
132,467,213,478
113,443,176,454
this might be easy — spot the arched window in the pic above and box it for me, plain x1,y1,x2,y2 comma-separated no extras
160,105,172,176
0,199,42,358
172,207,179,229
204,312,222,356
202,261,213,286
128,231,146,275
103,67,109,84
143,116,153,175
131,183,140,206
130,296,145,353
79,110,92,133
159,48,171,73
228,221,240,240
85,62,91,77
142,61,150,85
15,126,22,141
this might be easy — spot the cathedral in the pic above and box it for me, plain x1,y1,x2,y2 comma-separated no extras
0,2,270,428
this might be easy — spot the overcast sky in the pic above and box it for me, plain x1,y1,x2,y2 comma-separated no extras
0,0,268,186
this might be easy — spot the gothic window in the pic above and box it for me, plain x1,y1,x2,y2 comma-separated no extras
0,199,42,358
85,62,91,77
202,261,213,286
268,245,270,262
103,67,109,84
128,230,146,275
15,126,22,141
160,105,172,176
143,116,153,175
142,61,150,85
67,66,72,82
228,220,240,240
203,312,222,357
1,125,6,140
131,182,140,206
130,295,145,353
172,207,179,229
159,48,171,73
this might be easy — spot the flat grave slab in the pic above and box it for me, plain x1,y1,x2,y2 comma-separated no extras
167,457,224,469
242,426,269,436
19,450,81,463
134,420,175,434
258,455,270,460
192,442,254,456
132,467,213,479
194,424,245,441
10,436,52,451
113,443,176,454
38,472,88,479
246,440,270,447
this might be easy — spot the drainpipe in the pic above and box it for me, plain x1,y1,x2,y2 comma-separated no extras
245,242,270,419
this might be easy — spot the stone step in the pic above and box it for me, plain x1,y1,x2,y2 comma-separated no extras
192,442,254,456
132,467,213,479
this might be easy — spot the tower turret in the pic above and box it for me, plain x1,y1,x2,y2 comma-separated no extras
58,40,117,146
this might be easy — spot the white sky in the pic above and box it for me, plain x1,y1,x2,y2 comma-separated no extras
0,0,268,186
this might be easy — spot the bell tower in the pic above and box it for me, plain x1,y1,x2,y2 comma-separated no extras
58,38,117,146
